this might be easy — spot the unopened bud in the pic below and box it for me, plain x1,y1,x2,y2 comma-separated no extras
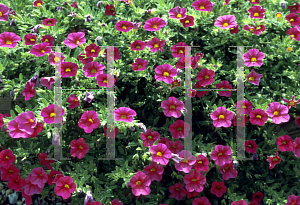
96,1,103,8
281,1,286,9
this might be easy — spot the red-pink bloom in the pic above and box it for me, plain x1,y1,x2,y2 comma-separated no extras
266,102,290,124
229,24,239,34
214,15,237,29
22,81,36,101
42,18,57,26
249,201,259,205
223,0,230,6
294,137,300,158
231,200,247,205
79,52,94,64
104,126,119,139
105,4,116,16
115,21,134,32
66,94,80,109
220,162,238,180
171,79,181,90
41,104,65,124
286,13,300,26
169,6,187,19
245,140,258,154
8,173,25,192
248,6,266,19
180,15,195,28
41,77,55,90
282,95,300,109
175,150,196,173
132,21,142,32
53,173,64,184
23,174,43,195
70,138,90,159
104,47,121,62
193,154,209,172
243,48,265,67
249,109,268,126
86,202,102,205
110,199,123,205
130,40,146,51
276,135,293,152
296,116,300,128
114,107,136,123
24,33,37,45
161,97,184,118
7,117,30,139
193,196,211,205
41,35,55,46
215,80,232,97
17,111,37,135
70,1,78,8
0,4,9,21
83,62,105,78
252,192,264,203
146,37,165,52
196,68,215,86
165,140,184,154
0,149,16,168
169,119,190,139
54,176,76,199
176,56,200,70
211,181,227,197
210,145,232,166
30,42,52,57
210,107,233,128
184,170,206,192
192,0,214,12
63,32,86,49
288,2,300,13
29,167,48,188
233,114,248,127
194,82,209,98
143,17,166,31
21,188,33,205
155,64,177,84
143,162,164,181
266,151,281,169
29,122,44,138
78,110,100,133
169,183,187,201
171,42,190,58
249,0,260,4
47,170,63,185
48,52,65,65
235,100,253,115
246,69,263,85
132,58,148,71
141,128,160,147
85,43,101,58
150,143,172,165
0,164,19,181
286,195,300,205
0,32,21,48
33,0,43,7
61,62,79,78
129,171,151,196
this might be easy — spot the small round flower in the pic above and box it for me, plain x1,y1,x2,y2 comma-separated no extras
214,15,237,29
114,107,137,123
70,138,90,159
150,143,172,165
130,40,146,51
42,18,57,26
78,110,100,134
161,97,184,118
276,135,293,152
129,171,151,196
54,176,76,199
169,183,187,201
24,33,37,45
115,21,134,32
245,140,258,154
0,32,21,48
211,181,227,197
0,149,16,168
210,107,234,128
141,128,160,147
210,145,232,166
143,17,166,31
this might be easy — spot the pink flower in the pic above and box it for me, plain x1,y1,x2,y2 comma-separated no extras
146,37,165,52
114,107,137,123
169,183,187,201
130,40,146,51
0,32,21,48
104,126,119,139
192,196,211,205
294,137,300,158
249,0,260,4
286,13,300,27
143,162,164,181
233,114,248,127
0,4,9,21
210,107,233,128
8,174,25,192
169,119,190,139
235,100,253,115
220,162,238,180
83,62,105,78
85,43,101,58
288,2,300,13
129,171,151,196
211,181,227,197
54,176,76,199
180,15,195,28
229,24,239,34
78,110,100,133
276,135,293,152
132,58,148,71
0,149,16,168
184,170,206,192
161,97,184,118
266,151,281,169
282,95,300,109
110,199,123,205
295,116,300,128
0,164,19,181
175,150,196,173
96,73,115,88
192,0,214,12
194,83,209,98
104,47,121,62
286,195,300,205
115,21,134,32
17,111,37,135
61,62,79,78
210,145,232,166
214,15,237,29
29,167,48,188
266,102,290,124
21,188,32,204
33,0,43,7
70,138,90,159
41,77,55,90
66,94,80,109
47,170,62,185
193,154,209,172
41,35,55,46
23,174,43,195
79,52,93,64
30,42,52,57
150,143,172,165
155,64,177,84
48,52,65,65
42,18,57,26
249,109,268,126
246,69,263,85
24,33,37,45
165,140,184,154
143,17,166,31
248,6,266,19
141,128,160,147
231,200,247,205
169,6,187,20
171,79,181,90
41,104,65,124
63,32,86,49
22,81,36,101
196,68,215,86
171,42,190,58
215,80,232,97
7,117,30,139
243,48,265,67
245,140,258,154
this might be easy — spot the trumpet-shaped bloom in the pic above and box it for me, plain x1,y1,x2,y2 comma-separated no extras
211,181,227,197
286,195,300,205
171,42,190,58
48,52,65,65
129,171,151,196
184,170,206,192
78,110,100,133
141,128,160,147
192,196,211,205
83,62,105,78
22,81,36,101
146,37,165,52
30,42,52,57
214,15,237,29
96,73,115,88
169,119,190,139
229,25,239,34
8,173,25,192
243,48,265,67
210,107,234,128
115,21,133,32
61,62,79,78
276,135,293,152
41,35,55,46
194,83,209,98
191,0,214,12
235,100,253,115
246,69,263,85
233,114,248,127
294,138,300,158
0,164,19,181
193,154,209,172
196,68,215,86
0,4,9,21
17,111,37,135
210,145,232,166
231,200,247,205
70,138,90,159
175,150,196,173
54,176,76,199
252,192,263,203
169,183,187,201
66,94,80,109
216,80,232,97
47,170,63,185
286,13,300,26
165,140,184,154
266,151,281,169
41,77,55,90
171,79,181,90
104,47,121,62
0,32,21,48
169,6,187,19
155,64,177,84
266,102,290,124
41,104,65,124
245,140,258,154
132,58,148,71
130,40,146,51
220,162,238,180
79,52,93,64
23,174,43,196
33,0,43,7
143,162,164,182
180,15,195,28
85,43,101,58
248,6,266,19
64,32,86,49
282,95,300,109
161,97,184,118
24,33,37,45
29,167,48,188
42,18,57,26
105,4,116,16
249,109,268,126
38,153,54,170
0,149,16,168
150,143,172,165
143,17,166,31
104,126,119,139
288,2,300,13
7,117,30,139
114,107,137,123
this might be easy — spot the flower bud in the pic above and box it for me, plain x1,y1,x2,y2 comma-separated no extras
177,69,183,76
252,153,259,160
85,14,91,22
96,1,103,8
101,23,106,27
281,1,286,9
130,126,135,131
57,7,63,12
10,90,15,98
0,74,2,84
96,36,102,46
163,30,167,35
32,25,41,33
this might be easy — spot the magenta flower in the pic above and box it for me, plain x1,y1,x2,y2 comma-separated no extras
276,135,294,152
210,107,233,128
66,94,80,109
246,69,263,85
175,150,196,173
286,13,300,27
171,42,190,58
155,64,177,84
85,43,101,58
141,128,160,147
132,58,148,71
7,117,30,139
0,149,16,168
193,154,209,172
143,162,164,182
0,32,21,48
23,174,43,196
249,0,260,4
248,6,266,19
169,183,187,201
215,80,232,97
166,140,184,154
266,102,290,124
150,143,172,165
83,62,105,78
42,18,57,26
115,107,137,123
78,52,93,64
146,37,165,52
48,52,65,65
41,35,55,46
24,33,37,45
211,145,232,166
161,97,184,118
29,167,48,188
214,15,237,29
130,40,146,51
17,111,37,135
249,109,268,126
30,42,52,57
191,0,214,12
143,17,166,31
220,162,238,180
196,68,215,86
169,119,190,139
41,104,65,124
61,62,79,78
70,138,90,159
115,21,134,32
293,137,300,157
41,77,55,90
129,171,151,196
54,176,76,199
229,24,239,34
63,32,86,49
33,0,43,7
286,27,300,41
288,2,300,13
132,21,142,32
169,6,187,19
96,73,115,88
184,170,206,192
235,100,253,115
78,110,100,133
22,81,36,101
104,47,121,62
243,48,265,67
0,4,9,21
282,95,300,109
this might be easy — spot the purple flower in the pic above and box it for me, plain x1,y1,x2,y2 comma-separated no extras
83,91,94,103
85,14,91,22
29,74,39,88
84,191,94,205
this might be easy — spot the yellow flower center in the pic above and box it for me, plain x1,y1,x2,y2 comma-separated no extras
179,50,184,53
250,28,254,31
121,115,127,119
148,135,152,139
273,158,278,161
48,22,52,24
175,188,180,191
276,14,281,18
252,0,255,2
44,39,48,42
273,111,278,116
41,50,45,53
138,65,142,68
204,75,210,79
91,49,95,53
198,160,202,164
39,174,43,176
5,156,9,159
157,152,162,157
248,145,252,147
223,23,228,27
74,99,78,102
6,40,12,45
219,115,225,119
177,127,182,131
290,101,295,105
9,170,13,173
242,106,247,108
103,79,107,83
230,27,235,30
89,119,93,123
30,119,34,123
282,141,286,145
150,168,156,171
200,6,205,9
50,113,56,117
254,13,259,17
291,35,295,38
251,58,257,62
218,153,223,156
153,25,158,29
76,40,79,44
290,19,294,22
54,57,60,62
163,72,169,77
65,184,69,189
256,115,261,119
30,39,35,42
91,69,97,73
174,82,179,86
136,46,140,49
177,14,182,18
191,179,197,182
185,20,190,24
154,44,159,48
170,105,176,109
256,26,260,30
183,159,188,163
79,145,83,149
249,77,254,81
37,3,41,6
66,68,71,72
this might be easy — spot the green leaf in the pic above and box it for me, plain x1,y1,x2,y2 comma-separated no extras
15,105,24,114
19,73,23,82
211,57,215,65
118,146,125,155
152,116,159,126
10,110,16,119
41,98,48,107
136,147,142,150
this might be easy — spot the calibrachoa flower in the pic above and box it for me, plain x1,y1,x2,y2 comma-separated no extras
132,21,142,32
38,152,54,170
8,173,25,192
210,145,232,166
249,109,268,126
64,32,86,49
29,167,48,188
169,6,187,19
175,150,196,173
114,107,137,123
23,174,43,195
286,13,300,27
41,77,55,90
129,171,151,196
266,151,281,169
0,149,16,168
47,170,62,185
288,2,300,13
79,52,93,64
248,6,266,19
193,196,211,205
171,79,181,89
235,100,253,115
282,95,300,109
143,162,164,181
110,199,123,205
78,110,100,133
48,52,65,65
30,42,52,57
193,154,209,172
130,40,146,51
252,192,264,203
61,62,79,77
229,24,239,34
143,17,166,31
7,117,31,138
1,164,19,181
210,107,234,128
41,104,65,124
169,119,190,139
169,183,187,201
85,43,101,58
0,32,21,48
147,37,165,52
161,97,184,118
115,21,134,32
171,42,190,58
41,35,55,46
191,0,214,12
24,33,37,45
246,69,263,85
231,200,247,205
180,15,195,28
0,4,9,21
104,47,121,62
33,0,43,7
233,114,248,127
184,170,206,192
166,140,184,154
30,122,44,138
104,126,119,139
22,81,36,101
215,80,232,97
105,4,116,16
220,162,238,180
194,83,209,98
211,181,227,197
196,68,215,86
66,94,80,109
245,140,258,154
249,201,259,205
70,1,78,8
42,18,57,26
141,128,160,147
54,176,76,199
223,0,230,6
150,143,172,165
214,15,237,29
286,195,300,205
266,102,290,124
243,48,265,67
132,58,148,71
17,111,37,135
276,135,293,152
70,138,90,159
83,62,105,78
276,12,282,19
